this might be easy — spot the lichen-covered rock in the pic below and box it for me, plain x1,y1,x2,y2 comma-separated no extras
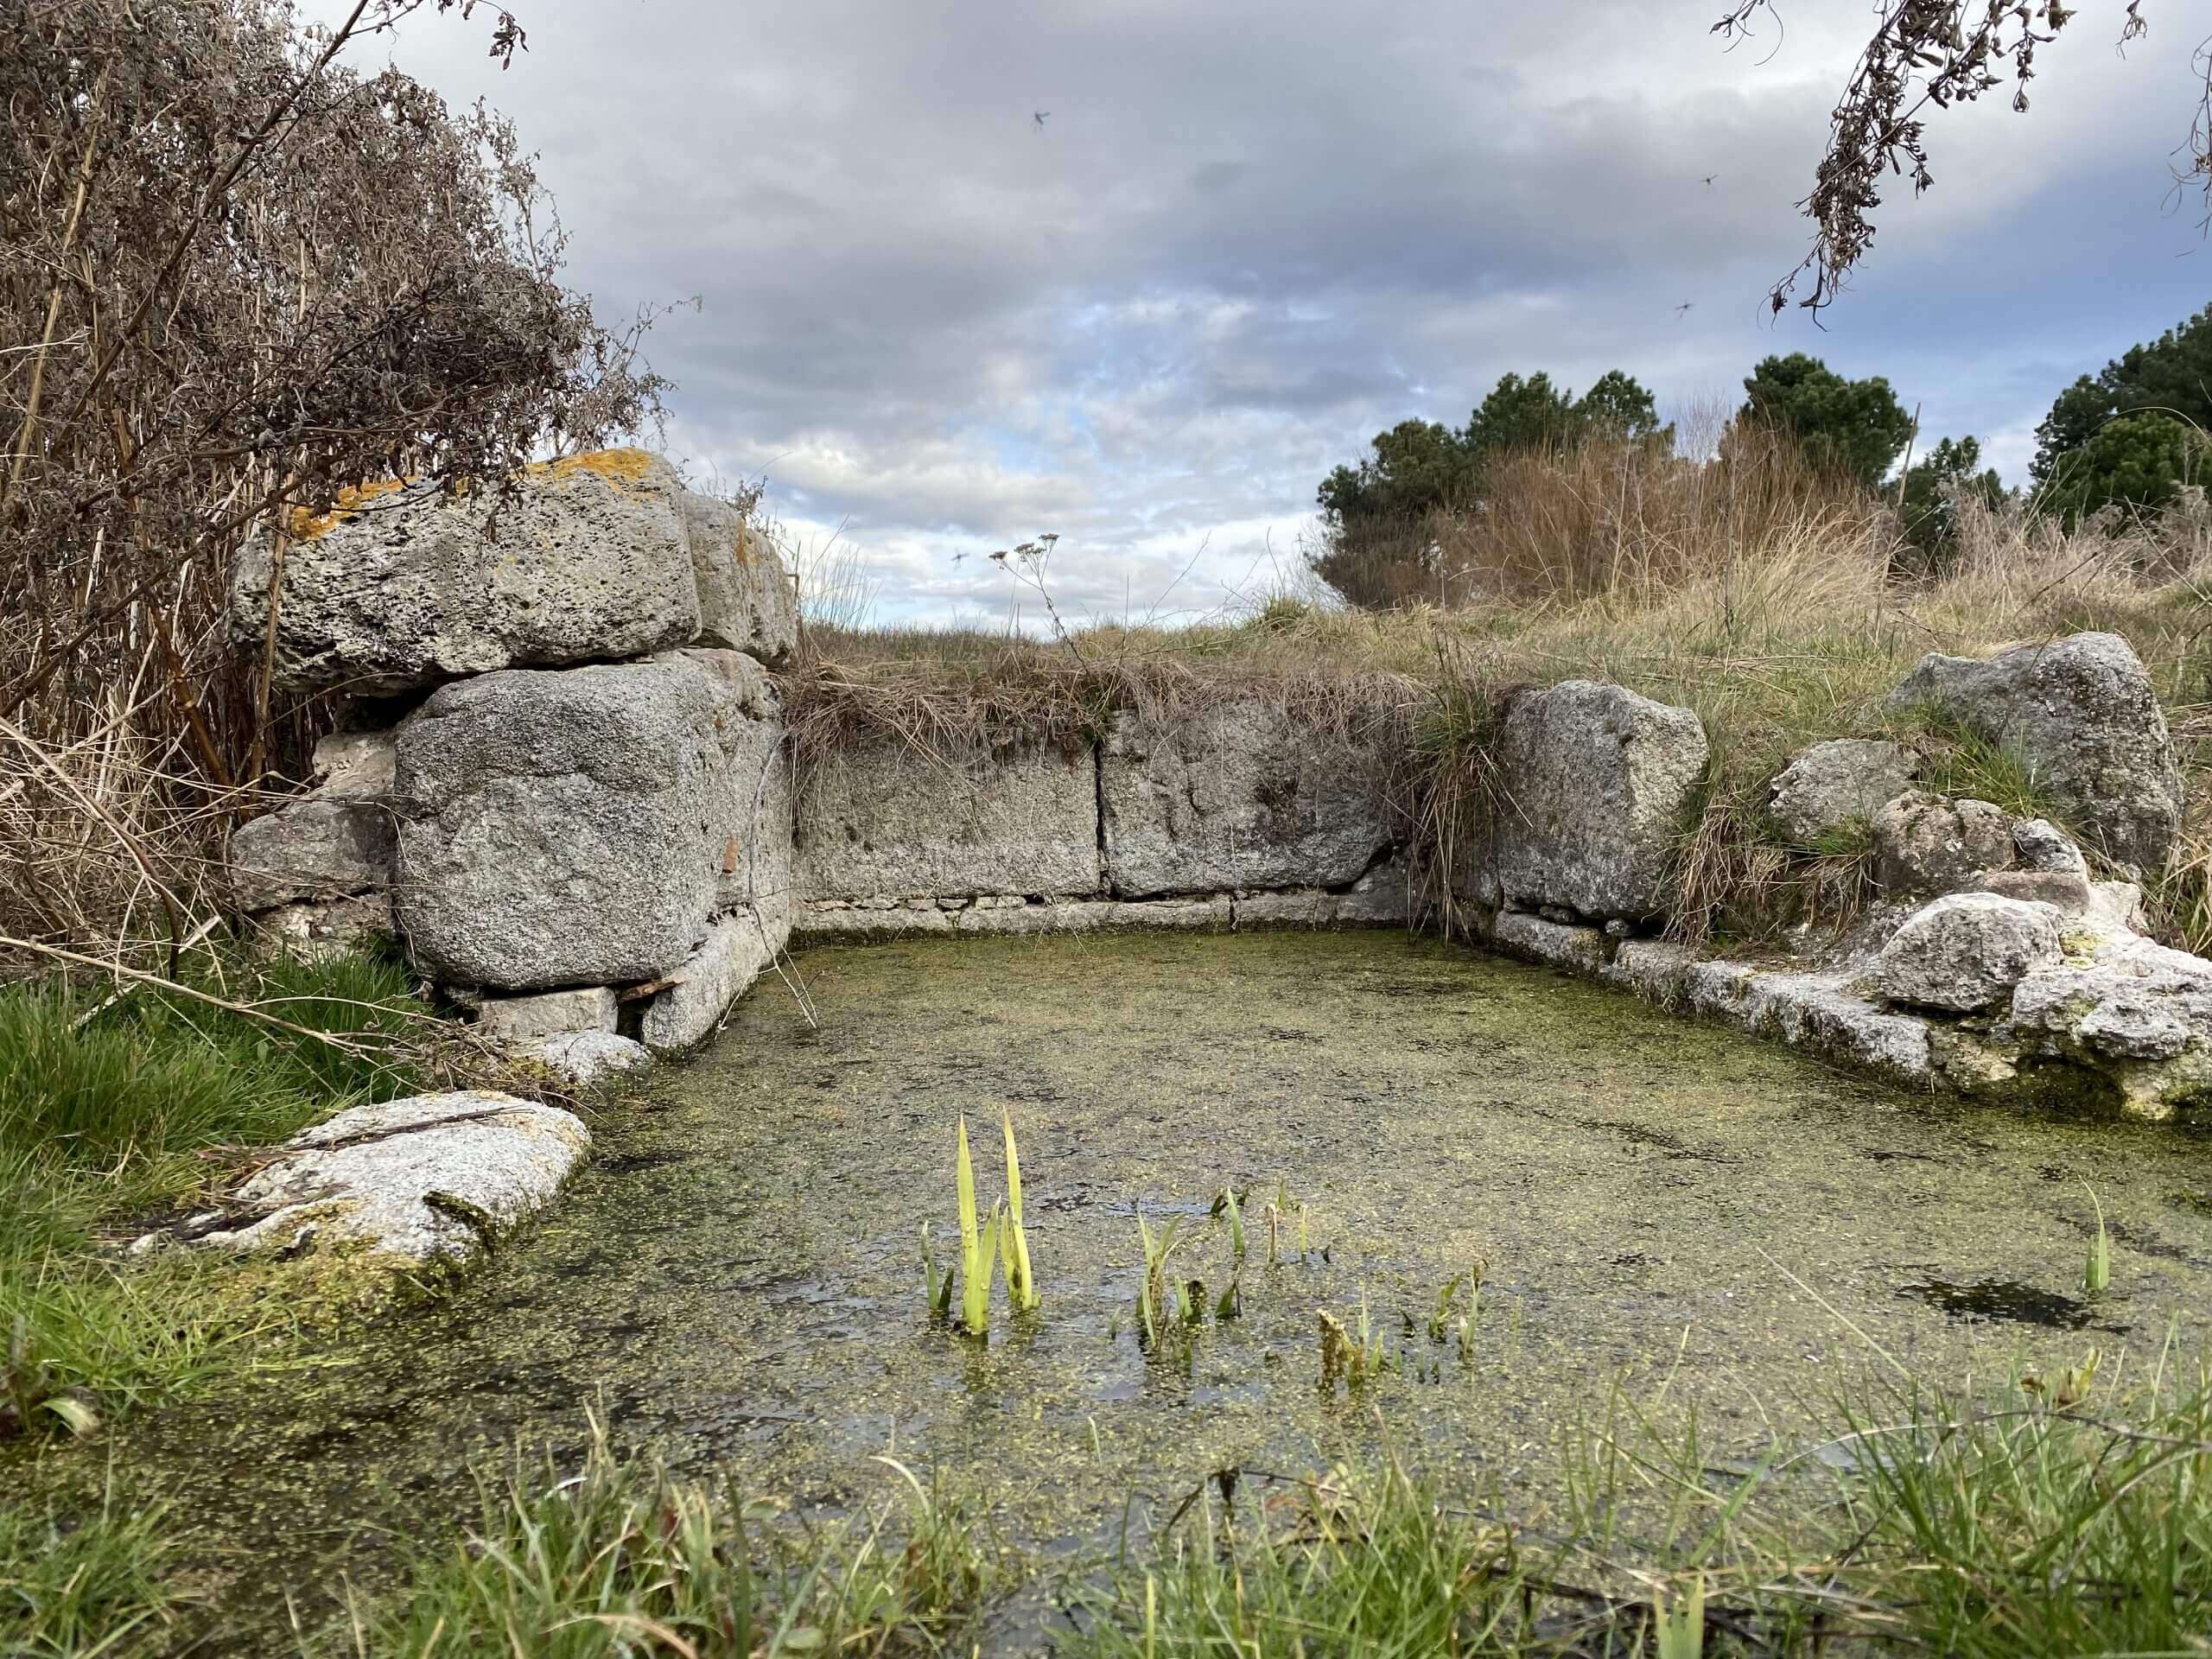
152,1091,588,1262
393,652,777,989
530,1031,652,1090
1874,892,2064,1013
232,449,701,697
640,911,788,1052
476,986,619,1042
1479,680,1708,922
1767,739,1916,846
229,798,394,910
2010,936,2212,1063
1887,632,2183,873
795,734,1097,903
1872,791,2012,894
678,492,798,667
1101,705,1395,899
2012,818,2088,875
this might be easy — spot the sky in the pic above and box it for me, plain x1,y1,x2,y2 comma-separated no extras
338,0,2212,628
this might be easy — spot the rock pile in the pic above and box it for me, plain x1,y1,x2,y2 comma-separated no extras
226,450,797,1078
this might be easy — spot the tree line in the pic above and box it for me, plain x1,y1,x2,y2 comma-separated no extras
1313,304,2212,602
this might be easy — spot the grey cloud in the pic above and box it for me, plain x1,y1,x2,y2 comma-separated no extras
335,0,2205,622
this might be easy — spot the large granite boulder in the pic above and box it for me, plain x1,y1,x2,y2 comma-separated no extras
677,493,798,668
798,734,1101,902
1872,791,2012,895
392,650,779,989
233,449,701,697
149,1092,589,1263
1481,681,1708,922
1101,704,1395,897
1873,892,2065,1013
1767,739,1916,846
1887,632,2183,873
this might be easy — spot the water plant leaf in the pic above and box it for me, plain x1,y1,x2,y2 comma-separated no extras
966,1204,1002,1338
1002,1107,1037,1311
2081,1180,2111,1295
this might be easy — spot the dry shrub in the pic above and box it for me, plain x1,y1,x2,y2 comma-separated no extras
1433,419,1886,609
1,0,664,954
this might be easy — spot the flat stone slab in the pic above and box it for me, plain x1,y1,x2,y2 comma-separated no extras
233,449,702,698
1101,703,1395,898
150,1092,588,1263
476,986,619,1042
641,912,788,1052
794,734,1100,903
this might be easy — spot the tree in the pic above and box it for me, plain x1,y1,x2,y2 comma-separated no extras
2031,306,2212,490
1574,370,1669,442
1316,419,1472,526
1899,435,2005,564
1714,1,2211,314
1738,354,1914,491
2037,413,2197,526
1312,369,1669,607
1465,372,1577,460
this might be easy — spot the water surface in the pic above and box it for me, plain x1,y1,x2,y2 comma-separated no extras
51,931,2212,1643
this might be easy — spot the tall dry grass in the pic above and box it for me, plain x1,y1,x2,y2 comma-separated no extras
788,429,2209,953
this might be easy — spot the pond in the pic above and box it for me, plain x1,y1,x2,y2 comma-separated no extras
68,931,2212,1645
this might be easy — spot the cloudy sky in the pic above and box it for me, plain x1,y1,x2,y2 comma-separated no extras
344,0,2211,627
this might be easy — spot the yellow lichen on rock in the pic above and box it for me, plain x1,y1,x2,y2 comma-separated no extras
289,477,409,542
533,448,657,489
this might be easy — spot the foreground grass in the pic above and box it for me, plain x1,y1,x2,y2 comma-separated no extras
330,1415,995,1659
0,945,433,1441
285,1356,2212,1658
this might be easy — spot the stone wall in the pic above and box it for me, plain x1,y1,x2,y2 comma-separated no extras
226,450,798,1083
227,452,2209,1124
790,700,1409,940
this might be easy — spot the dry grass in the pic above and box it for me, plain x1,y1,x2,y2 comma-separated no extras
784,451,2211,955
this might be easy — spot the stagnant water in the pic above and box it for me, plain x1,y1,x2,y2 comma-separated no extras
36,932,2212,1644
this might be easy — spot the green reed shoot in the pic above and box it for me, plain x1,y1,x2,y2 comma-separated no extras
1655,1575,1707,1659
1135,1208,1190,1351
2082,1181,2111,1295
955,1116,1000,1338
1216,1187,1247,1264
920,1222,953,1322
1001,1109,1037,1312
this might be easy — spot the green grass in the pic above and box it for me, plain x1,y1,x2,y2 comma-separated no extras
1065,1363,2212,1658
0,1479,182,1658
331,1415,994,1658
0,945,435,1441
